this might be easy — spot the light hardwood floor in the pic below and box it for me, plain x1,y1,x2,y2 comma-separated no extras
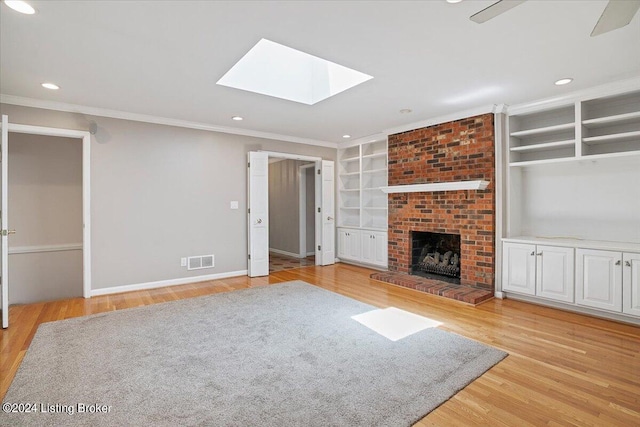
1,263,639,425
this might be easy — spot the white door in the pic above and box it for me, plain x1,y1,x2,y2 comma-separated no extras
623,252,640,317
1,115,9,328
247,151,269,277
361,231,373,264
536,245,574,303
373,231,388,267
316,160,335,266
502,242,536,296
576,249,622,312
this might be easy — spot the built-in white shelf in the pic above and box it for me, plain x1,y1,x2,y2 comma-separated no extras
342,156,360,163
362,152,387,159
510,140,575,152
338,139,388,231
362,168,387,175
381,180,489,193
582,111,640,128
583,130,640,145
510,123,574,137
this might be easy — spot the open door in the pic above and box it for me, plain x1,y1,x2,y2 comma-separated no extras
1,115,9,328
316,160,335,266
247,151,269,277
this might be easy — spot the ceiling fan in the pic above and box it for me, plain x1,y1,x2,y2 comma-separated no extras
470,0,640,36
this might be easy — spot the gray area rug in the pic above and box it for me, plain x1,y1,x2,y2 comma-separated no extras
3,281,507,426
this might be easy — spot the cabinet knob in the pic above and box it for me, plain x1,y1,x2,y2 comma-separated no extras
536,252,542,256
626,261,632,267
615,260,621,266
530,251,535,256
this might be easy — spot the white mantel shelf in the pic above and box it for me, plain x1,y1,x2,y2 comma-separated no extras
380,180,489,194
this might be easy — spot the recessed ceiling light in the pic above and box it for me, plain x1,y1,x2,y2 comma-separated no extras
446,0,464,3
4,1,36,14
342,135,351,139
231,116,243,121
554,78,573,86
399,108,412,114
217,39,373,105
41,82,60,90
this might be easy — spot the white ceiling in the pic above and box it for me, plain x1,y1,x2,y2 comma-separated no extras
1,1,639,145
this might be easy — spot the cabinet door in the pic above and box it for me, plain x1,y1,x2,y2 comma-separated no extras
623,252,640,317
536,245,574,303
346,230,361,260
338,229,360,260
502,242,536,296
576,249,622,312
373,231,388,267
360,232,374,264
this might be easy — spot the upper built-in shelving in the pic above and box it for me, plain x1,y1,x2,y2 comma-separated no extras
508,89,640,166
338,139,388,230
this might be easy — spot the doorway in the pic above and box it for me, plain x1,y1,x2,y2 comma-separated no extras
267,159,315,272
8,133,83,304
1,116,91,328
247,151,335,277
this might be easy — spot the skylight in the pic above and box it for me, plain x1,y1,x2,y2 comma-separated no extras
217,39,373,105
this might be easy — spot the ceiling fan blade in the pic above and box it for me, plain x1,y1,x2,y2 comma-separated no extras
470,0,527,24
591,0,640,36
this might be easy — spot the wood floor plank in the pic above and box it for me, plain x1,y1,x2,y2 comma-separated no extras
1,263,639,426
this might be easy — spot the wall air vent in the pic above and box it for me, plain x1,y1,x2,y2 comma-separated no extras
188,255,215,271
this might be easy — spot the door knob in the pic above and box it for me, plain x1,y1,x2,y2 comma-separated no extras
1,229,16,236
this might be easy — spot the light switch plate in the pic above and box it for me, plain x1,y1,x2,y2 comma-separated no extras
180,257,187,267
230,201,239,209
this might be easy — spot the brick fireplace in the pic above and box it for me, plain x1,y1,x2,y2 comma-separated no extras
371,113,495,304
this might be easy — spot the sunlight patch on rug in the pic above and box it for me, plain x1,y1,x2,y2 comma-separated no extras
352,307,442,341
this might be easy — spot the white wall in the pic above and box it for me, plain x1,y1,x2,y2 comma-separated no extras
8,133,83,303
0,104,336,291
517,159,640,242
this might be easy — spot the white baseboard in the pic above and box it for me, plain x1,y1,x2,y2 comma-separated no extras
494,291,504,299
307,251,315,257
90,270,248,297
269,248,303,258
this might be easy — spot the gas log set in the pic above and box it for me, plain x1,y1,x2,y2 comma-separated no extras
411,231,461,281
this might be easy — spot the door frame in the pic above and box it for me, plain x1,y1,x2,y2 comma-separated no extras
6,122,92,298
256,151,323,267
298,163,315,258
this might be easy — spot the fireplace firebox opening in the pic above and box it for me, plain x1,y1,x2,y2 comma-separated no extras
410,231,461,284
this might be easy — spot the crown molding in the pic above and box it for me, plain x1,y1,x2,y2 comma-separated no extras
506,75,640,115
383,104,498,136
0,94,338,149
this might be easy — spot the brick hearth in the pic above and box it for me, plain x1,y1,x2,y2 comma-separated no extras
376,113,496,303
370,272,494,305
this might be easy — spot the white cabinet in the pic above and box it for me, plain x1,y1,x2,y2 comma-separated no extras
361,231,387,267
502,242,574,302
536,245,575,303
502,242,536,296
337,138,388,269
338,227,387,268
623,252,640,316
337,228,361,261
575,249,640,314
